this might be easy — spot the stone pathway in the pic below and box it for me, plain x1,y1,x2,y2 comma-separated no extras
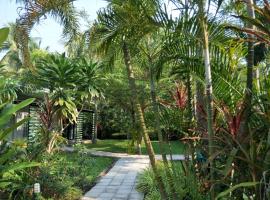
89,150,188,161
62,147,188,200
81,157,149,200
63,146,188,160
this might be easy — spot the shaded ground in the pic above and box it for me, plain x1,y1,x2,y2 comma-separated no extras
83,139,185,154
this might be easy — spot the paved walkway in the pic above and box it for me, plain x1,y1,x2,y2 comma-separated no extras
89,150,187,160
62,147,187,200
81,157,149,200
63,146,188,160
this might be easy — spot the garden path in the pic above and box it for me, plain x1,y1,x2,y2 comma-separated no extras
81,157,148,200
62,147,187,200
63,146,187,160
79,151,187,200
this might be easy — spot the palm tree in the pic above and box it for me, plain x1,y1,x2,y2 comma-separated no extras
198,0,215,197
162,1,245,198
91,0,168,198
0,23,43,71
76,58,103,144
237,0,256,140
0,24,22,71
65,31,91,59
137,32,178,199
14,0,79,70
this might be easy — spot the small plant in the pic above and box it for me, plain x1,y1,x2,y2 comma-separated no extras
137,161,208,200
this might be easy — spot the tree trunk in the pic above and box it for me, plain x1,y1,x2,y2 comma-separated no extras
186,72,193,129
15,27,34,71
127,105,135,140
122,42,168,200
199,1,215,198
239,0,255,139
130,85,141,154
149,67,178,200
255,67,260,92
195,81,207,133
92,102,98,144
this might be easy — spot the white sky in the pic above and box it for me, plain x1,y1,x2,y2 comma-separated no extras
0,0,108,53
0,0,178,54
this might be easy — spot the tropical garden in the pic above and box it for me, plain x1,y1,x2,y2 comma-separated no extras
0,0,270,199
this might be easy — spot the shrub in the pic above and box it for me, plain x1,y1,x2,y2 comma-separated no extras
136,162,209,200
10,151,114,199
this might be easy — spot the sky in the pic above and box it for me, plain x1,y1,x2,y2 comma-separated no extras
0,0,108,53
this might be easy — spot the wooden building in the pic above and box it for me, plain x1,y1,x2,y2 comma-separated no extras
10,102,95,144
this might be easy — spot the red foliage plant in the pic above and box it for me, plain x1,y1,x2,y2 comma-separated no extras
172,82,187,110
220,102,244,137
158,82,187,110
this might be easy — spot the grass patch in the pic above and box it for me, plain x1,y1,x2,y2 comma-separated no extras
84,139,185,154
141,140,185,155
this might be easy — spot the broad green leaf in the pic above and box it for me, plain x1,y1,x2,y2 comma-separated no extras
0,102,7,110
1,162,40,174
216,182,259,199
0,98,35,127
0,181,11,188
0,27,9,46
0,148,16,165
0,117,31,141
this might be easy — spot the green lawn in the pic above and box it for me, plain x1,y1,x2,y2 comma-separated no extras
84,139,185,154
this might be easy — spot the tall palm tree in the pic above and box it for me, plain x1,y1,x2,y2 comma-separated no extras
91,0,168,198
65,31,91,59
0,23,22,71
14,0,79,70
137,32,179,199
0,23,45,72
238,0,255,139
165,1,243,198
198,0,215,198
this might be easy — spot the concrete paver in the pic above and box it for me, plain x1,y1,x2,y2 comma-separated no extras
82,157,149,200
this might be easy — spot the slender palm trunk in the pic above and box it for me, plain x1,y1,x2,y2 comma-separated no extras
195,81,207,132
186,72,193,128
185,3,193,129
149,67,178,200
239,0,255,138
92,102,98,144
199,1,215,198
255,68,260,91
122,42,168,199
15,26,34,71
128,103,135,140
129,83,141,153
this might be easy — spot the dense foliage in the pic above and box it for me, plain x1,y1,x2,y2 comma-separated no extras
137,162,207,200
33,152,114,200
1,0,270,199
